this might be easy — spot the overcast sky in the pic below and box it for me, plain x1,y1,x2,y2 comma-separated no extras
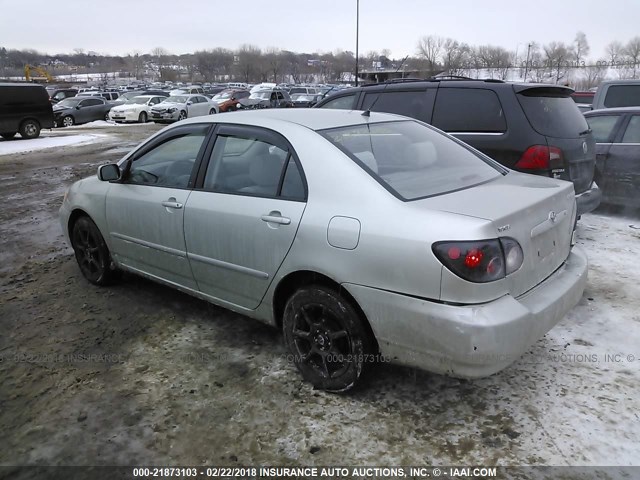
1,0,638,60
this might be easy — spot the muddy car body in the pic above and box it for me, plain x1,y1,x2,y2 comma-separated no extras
60,109,588,391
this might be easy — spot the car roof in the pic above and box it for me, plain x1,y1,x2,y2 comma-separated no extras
585,106,640,114
131,95,156,99
180,108,405,131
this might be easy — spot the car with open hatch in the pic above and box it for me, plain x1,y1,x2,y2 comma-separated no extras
60,109,588,392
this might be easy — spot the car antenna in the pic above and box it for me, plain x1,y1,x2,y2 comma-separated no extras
362,55,410,118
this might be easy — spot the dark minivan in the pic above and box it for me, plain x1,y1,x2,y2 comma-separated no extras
316,79,601,215
0,83,54,139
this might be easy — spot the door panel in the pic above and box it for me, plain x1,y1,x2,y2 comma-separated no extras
106,185,196,288
184,193,304,308
604,115,640,206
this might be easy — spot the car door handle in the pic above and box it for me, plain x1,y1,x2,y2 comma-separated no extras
261,214,291,225
162,199,183,209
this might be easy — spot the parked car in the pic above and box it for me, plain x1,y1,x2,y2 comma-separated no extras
212,89,250,112
291,93,324,108
316,79,601,216
571,91,595,113
109,95,165,123
170,87,204,95
149,94,218,123
52,97,113,127
238,89,293,109
0,82,54,139
60,109,587,392
591,80,640,110
46,88,78,104
584,107,640,207
288,86,319,95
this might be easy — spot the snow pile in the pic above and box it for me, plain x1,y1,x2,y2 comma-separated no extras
0,134,105,156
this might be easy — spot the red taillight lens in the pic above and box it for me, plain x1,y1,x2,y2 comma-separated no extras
515,145,563,171
433,238,523,283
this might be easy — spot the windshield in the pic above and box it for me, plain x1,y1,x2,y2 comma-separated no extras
56,98,81,108
120,92,142,101
292,94,315,101
126,97,150,105
213,91,235,100
249,91,271,100
321,120,504,201
163,96,188,104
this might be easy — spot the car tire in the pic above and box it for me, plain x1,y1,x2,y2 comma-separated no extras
282,285,372,392
209,108,216,115
138,112,147,123
178,111,187,121
19,120,40,139
62,115,74,128
1,132,17,140
71,216,121,286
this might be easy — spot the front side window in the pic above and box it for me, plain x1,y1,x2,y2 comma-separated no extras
622,116,640,143
321,120,503,201
586,115,620,143
204,133,294,198
319,94,356,110
127,128,208,188
433,88,506,133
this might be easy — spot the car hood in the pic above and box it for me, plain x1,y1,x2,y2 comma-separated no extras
113,104,142,111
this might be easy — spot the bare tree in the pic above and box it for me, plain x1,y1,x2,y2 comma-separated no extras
544,41,573,83
441,39,470,76
195,48,233,81
581,61,608,89
573,31,590,66
235,44,261,83
624,36,640,78
416,35,443,75
264,47,283,83
605,41,624,66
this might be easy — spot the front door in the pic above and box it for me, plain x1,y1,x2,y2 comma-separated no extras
184,125,307,309
605,114,640,205
105,124,211,289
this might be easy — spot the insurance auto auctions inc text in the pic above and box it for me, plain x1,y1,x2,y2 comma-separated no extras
257,466,497,477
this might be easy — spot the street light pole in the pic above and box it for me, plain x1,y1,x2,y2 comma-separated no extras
355,0,359,86
523,43,532,82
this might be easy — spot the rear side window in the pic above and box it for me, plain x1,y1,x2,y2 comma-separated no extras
622,116,640,143
517,89,589,138
604,85,640,108
432,89,506,133
585,115,620,143
361,90,431,123
319,94,356,110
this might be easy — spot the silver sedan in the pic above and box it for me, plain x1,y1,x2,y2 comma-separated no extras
60,109,588,392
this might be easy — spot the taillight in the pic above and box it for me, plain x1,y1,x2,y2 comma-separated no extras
515,145,563,171
432,238,524,283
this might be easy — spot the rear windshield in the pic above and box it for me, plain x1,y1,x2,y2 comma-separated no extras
518,89,589,138
604,85,640,108
571,95,594,104
320,120,504,201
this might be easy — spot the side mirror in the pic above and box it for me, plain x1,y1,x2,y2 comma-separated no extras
186,101,193,106
75,105,81,110
231,97,236,101
98,164,120,182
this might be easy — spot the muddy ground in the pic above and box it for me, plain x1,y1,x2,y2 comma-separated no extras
0,124,639,472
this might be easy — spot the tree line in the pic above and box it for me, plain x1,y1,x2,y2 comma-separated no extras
1,32,639,87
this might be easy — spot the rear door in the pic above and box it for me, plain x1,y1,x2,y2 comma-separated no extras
601,114,640,205
431,86,507,162
516,86,595,194
184,124,307,309
584,112,625,197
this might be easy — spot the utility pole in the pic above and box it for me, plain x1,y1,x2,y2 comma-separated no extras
355,0,359,86
523,43,532,82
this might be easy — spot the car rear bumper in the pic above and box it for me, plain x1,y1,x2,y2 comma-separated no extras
576,181,602,216
343,246,588,378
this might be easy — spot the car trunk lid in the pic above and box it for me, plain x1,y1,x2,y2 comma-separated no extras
420,173,576,298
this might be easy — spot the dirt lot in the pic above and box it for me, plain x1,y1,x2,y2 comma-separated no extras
1,124,639,471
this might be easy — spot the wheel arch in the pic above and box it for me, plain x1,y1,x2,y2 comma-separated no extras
272,270,379,353
67,208,91,239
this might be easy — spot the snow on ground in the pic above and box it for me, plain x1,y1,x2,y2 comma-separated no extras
0,134,107,156
69,120,151,129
